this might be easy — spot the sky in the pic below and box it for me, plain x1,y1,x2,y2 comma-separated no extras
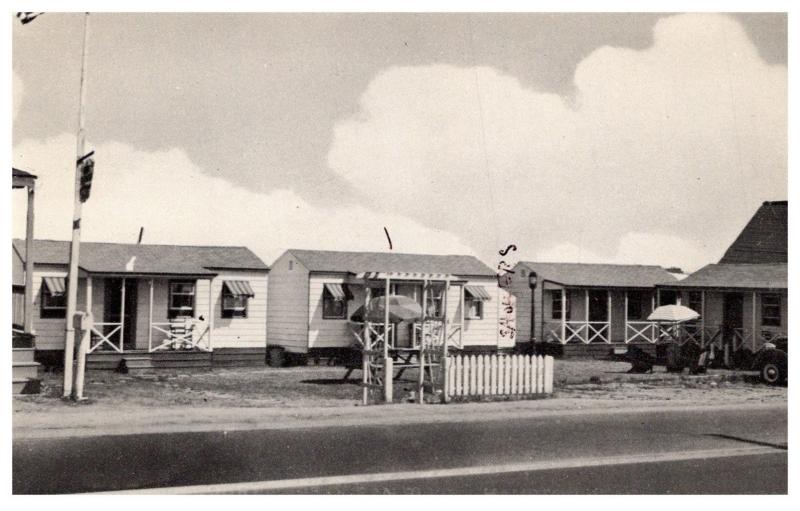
11,12,787,272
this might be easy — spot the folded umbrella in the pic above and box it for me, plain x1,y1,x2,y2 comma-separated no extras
350,294,423,323
647,304,700,323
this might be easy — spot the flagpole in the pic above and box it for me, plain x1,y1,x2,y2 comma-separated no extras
63,12,90,399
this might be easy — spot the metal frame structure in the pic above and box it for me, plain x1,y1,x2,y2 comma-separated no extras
352,272,463,405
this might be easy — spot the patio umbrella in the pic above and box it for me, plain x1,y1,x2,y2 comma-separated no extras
647,304,700,323
350,295,423,323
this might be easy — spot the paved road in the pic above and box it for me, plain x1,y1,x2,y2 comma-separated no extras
13,405,787,494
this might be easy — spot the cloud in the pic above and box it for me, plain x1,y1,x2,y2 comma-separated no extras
13,71,24,121
327,13,786,272
536,232,709,272
11,134,474,265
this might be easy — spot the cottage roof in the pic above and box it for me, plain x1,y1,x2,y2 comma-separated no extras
286,249,496,277
11,239,269,275
661,263,787,290
719,201,787,264
518,261,677,288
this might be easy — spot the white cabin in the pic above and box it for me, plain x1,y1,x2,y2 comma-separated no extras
12,239,269,369
267,249,512,356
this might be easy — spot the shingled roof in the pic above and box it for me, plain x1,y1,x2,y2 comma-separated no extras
286,249,495,277
662,263,787,290
719,201,787,264
12,239,269,275
518,262,678,288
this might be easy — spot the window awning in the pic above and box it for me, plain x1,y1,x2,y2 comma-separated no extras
324,283,347,301
223,280,255,298
43,276,66,296
465,285,492,301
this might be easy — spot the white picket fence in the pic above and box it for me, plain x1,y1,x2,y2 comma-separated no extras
447,354,554,399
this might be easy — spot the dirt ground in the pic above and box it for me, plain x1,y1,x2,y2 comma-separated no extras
13,359,786,439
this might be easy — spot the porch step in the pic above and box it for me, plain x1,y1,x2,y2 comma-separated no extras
85,349,267,371
13,347,36,364
13,362,40,381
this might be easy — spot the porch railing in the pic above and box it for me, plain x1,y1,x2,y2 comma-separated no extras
87,322,123,353
149,320,211,353
545,321,611,344
625,321,658,343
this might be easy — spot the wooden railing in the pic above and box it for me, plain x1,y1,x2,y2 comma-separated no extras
625,321,658,343
87,322,123,353
545,321,610,344
149,320,211,352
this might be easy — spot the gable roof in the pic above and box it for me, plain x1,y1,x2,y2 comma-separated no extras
661,263,787,290
719,201,787,264
12,239,269,275
518,261,677,288
286,249,495,277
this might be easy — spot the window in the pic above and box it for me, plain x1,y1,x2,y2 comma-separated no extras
688,291,703,316
221,281,254,318
322,284,349,319
761,294,781,327
169,281,195,319
465,296,483,319
40,278,67,319
551,290,571,320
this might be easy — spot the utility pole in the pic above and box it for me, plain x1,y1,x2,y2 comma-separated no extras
63,12,91,399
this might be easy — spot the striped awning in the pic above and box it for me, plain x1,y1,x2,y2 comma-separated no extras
465,285,492,301
324,283,347,301
223,280,255,298
42,276,66,296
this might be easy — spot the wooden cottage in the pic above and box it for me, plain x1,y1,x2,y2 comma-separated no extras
11,239,269,369
656,263,787,355
509,262,678,357
656,201,788,359
267,249,512,362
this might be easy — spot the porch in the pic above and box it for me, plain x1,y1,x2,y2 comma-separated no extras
43,272,256,355
542,286,666,345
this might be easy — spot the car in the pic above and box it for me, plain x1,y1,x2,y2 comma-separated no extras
751,337,788,385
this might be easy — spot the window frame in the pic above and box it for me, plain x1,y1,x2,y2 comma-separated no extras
551,289,571,320
322,285,348,320
221,286,249,319
464,295,484,320
40,279,67,319
761,294,781,327
168,280,196,319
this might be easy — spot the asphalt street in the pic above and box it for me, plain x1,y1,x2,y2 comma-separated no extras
13,404,787,494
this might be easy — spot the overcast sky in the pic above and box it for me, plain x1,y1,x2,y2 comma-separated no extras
11,13,787,272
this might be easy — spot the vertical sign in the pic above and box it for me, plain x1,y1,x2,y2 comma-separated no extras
496,244,518,344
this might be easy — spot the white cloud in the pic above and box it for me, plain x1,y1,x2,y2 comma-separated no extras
536,232,709,272
13,71,24,121
327,13,786,271
11,134,474,265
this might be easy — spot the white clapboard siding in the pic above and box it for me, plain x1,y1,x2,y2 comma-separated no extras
267,252,310,353
308,275,367,349
207,271,269,348
460,277,504,348
446,354,554,399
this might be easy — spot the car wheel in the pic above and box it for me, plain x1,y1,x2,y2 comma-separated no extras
760,362,783,385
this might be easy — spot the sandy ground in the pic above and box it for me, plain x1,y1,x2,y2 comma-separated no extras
13,360,786,439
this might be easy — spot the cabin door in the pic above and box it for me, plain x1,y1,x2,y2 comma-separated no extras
722,293,744,347
104,278,138,350
588,290,608,322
